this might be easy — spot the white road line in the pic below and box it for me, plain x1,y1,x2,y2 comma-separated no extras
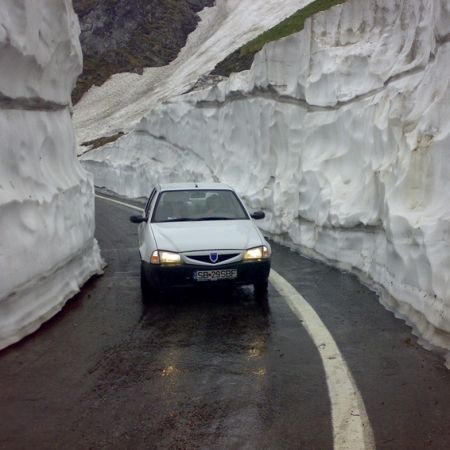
96,194,144,212
270,269,375,450
97,193,375,449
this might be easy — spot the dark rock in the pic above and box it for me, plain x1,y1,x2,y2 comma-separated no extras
72,0,215,104
211,48,257,77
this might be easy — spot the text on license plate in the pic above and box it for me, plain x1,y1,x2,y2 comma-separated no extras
194,269,238,282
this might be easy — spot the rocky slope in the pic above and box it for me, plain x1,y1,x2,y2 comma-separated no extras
72,0,214,103
0,0,104,349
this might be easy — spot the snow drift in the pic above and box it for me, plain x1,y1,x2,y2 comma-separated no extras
0,0,104,349
79,0,450,365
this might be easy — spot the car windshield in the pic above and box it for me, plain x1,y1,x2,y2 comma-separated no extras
152,189,249,223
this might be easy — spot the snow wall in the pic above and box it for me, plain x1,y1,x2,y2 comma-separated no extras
0,0,104,350
80,0,450,365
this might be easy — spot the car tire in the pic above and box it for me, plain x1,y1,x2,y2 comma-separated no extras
254,280,268,299
141,263,158,304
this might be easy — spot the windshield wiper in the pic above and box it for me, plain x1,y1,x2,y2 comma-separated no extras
198,216,232,221
159,216,235,222
159,217,197,222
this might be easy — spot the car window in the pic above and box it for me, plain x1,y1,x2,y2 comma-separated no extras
152,190,249,223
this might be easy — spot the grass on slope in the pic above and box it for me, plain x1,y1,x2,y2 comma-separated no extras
241,0,346,55
212,0,346,76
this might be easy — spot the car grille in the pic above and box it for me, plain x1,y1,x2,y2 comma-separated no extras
188,253,240,265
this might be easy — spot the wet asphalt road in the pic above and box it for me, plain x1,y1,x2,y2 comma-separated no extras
0,196,449,449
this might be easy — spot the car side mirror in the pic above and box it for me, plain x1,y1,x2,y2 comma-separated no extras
129,215,147,224
250,211,265,220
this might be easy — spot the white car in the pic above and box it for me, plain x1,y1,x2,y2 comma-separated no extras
130,182,271,301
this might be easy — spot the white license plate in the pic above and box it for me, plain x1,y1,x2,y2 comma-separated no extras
194,269,238,282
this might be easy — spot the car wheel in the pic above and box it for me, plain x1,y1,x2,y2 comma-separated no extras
140,263,158,304
254,280,269,299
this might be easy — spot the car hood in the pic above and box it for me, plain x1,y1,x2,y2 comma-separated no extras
151,220,263,252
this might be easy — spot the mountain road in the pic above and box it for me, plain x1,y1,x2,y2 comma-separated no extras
0,195,449,450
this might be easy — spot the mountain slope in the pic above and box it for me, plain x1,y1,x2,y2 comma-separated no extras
73,0,315,148
72,0,214,103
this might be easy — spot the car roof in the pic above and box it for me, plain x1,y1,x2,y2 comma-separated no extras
158,182,234,192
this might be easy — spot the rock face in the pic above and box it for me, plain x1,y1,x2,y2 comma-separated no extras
0,0,104,349
72,0,214,103
81,0,450,365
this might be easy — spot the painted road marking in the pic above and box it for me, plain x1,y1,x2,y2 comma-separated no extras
95,194,144,212
97,194,375,449
270,270,375,450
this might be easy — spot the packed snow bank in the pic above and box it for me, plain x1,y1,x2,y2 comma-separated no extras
73,0,315,149
0,0,82,105
80,132,216,198
81,0,450,365
0,1,104,350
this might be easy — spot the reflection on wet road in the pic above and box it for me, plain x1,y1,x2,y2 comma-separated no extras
0,196,448,449
88,287,331,449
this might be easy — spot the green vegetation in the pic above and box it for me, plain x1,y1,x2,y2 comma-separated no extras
212,0,346,77
241,0,346,55
211,49,256,78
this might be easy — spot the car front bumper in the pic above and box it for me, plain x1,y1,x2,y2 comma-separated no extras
142,259,271,291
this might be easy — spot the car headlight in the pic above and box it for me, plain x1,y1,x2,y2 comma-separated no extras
151,250,182,265
243,246,270,261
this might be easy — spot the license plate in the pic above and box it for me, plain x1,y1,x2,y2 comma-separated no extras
194,269,238,282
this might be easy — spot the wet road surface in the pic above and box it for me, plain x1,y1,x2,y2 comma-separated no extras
0,196,449,449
